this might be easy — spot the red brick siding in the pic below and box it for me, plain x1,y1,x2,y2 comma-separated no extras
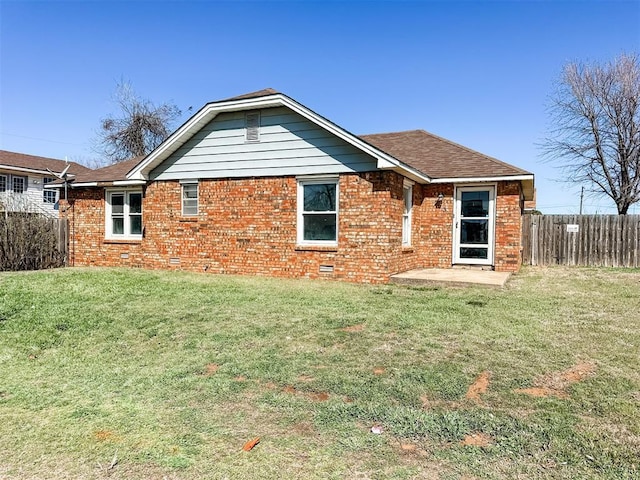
494,181,523,272
62,174,523,282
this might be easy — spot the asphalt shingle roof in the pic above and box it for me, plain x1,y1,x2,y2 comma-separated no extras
68,156,145,184
0,150,92,176
359,130,531,179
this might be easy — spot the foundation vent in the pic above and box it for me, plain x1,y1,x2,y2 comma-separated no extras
319,265,334,273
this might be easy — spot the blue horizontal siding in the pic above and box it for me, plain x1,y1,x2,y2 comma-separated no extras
150,107,377,181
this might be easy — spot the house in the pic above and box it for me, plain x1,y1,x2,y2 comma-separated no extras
56,89,534,283
0,150,91,217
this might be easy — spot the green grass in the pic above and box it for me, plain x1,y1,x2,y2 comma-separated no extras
0,266,638,479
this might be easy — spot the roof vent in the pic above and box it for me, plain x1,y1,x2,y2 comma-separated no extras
245,112,260,142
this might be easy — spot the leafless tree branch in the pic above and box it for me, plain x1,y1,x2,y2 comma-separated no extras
94,80,181,164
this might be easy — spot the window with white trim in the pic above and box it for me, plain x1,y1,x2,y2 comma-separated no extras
0,174,6,193
297,178,338,245
106,189,143,239
402,182,413,246
182,182,198,216
43,178,57,204
12,175,26,194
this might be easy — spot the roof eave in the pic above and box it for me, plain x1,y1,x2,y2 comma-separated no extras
0,164,65,176
431,174,535,201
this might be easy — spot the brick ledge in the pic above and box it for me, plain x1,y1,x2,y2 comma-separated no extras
295,245,338,252
103,239,142,245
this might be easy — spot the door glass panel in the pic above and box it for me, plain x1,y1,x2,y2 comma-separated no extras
460,247,488,259
461,219,488,244
461,191,489,217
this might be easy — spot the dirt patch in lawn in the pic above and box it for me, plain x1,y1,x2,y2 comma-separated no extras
465,371,491,402
340,324,365,332
515,361,597,399
93,430,119,443
282,385,330,402
373,367,386,375
202,363,219,376
461,432,492,447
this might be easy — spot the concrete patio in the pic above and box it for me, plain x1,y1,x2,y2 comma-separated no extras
390,268,511,287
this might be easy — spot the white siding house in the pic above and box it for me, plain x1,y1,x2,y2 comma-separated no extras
0,150,92,217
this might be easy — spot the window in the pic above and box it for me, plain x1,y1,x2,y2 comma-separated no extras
43,178,57,204
182,182,198,216
245,111,260,142
12,175,26,194
297,178,338,245
402,182,413,246
0,174,6,193
106,190,143,239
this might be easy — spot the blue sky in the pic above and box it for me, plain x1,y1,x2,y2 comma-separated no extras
1,0,639,213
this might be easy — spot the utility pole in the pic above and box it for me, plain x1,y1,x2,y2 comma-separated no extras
579,186,584,215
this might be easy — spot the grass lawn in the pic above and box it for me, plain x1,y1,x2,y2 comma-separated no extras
0,266,638,479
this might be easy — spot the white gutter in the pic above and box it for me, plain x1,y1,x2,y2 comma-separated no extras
430,174,534,183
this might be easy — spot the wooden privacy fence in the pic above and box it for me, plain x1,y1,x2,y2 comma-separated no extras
0,214,68,271
522,214,640,267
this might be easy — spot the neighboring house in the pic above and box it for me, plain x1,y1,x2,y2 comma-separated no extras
56,89,534,283
0,150,91,217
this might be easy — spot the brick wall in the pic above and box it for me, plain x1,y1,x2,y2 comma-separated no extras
494,181,523,272
62,174,523,282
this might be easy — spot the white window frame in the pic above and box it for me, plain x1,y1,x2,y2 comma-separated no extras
181,181,198,216
12,175,26,194
43,178,57,204
105,188,143,240
0,174,6,193
297,176,339,246
402,179,414,246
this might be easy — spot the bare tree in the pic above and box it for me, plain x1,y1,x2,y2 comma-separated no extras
543,54,640,214
95,81,181,164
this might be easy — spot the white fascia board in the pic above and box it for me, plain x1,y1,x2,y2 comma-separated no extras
126,93,432,184
68,182,98,188
112,180,146,186
430,174,534,184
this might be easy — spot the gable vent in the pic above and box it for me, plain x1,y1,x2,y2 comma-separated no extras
245,112,260,142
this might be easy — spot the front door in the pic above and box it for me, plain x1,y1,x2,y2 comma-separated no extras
453,186,495,266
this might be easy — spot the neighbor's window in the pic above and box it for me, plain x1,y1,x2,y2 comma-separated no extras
43,178,57,204
106,189,143,240
297,178,338,245
182,182,198,216
12,175,26,194
0,174,6,193
402,182,413,246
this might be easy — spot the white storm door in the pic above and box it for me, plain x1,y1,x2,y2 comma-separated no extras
453,186,495,265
